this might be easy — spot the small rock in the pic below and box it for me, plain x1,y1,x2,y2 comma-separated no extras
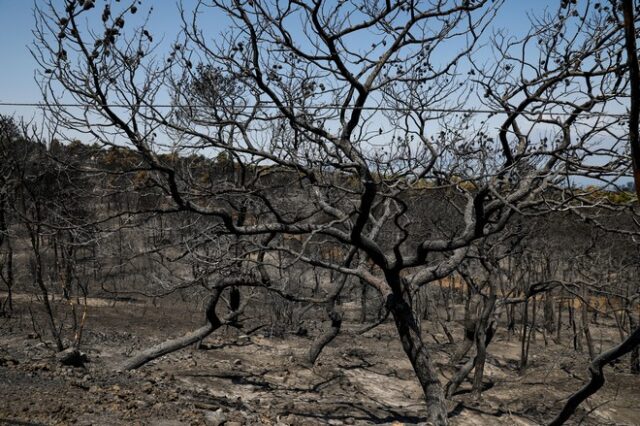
282,400,295,412
283,414,297,424
33,362,50,371
204,408,227,426
0,358,15,367
232,359,242,366
56,348,88,367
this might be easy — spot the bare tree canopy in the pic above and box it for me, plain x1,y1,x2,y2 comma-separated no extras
5,0,636,424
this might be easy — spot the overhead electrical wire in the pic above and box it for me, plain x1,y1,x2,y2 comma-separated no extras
0,101,629,118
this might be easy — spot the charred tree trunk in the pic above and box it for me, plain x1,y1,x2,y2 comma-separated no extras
609,297,626,342
446,293,496,398
621,0,640,380
627,307,639,374
307,301,342,365
452,322,475,364
422,287,430,321
452,293,479,363
581,286,595,360
507,304,515,338
387,277,448,426
544,292,555,334
528,296,538,349
360,278,368,323
556,299,563,344
28,224,64,352
120,288,223,371
440,281,453,322
472,295,497,396
520,300,529,370
569,302,582,352
621,0,640,197
0,237,14,316
0,201,13,316
229,286,240,312
549,326,640,425
445,355,475,398
429,298,455,345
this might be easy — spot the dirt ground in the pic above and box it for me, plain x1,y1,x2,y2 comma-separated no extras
1,295,639,426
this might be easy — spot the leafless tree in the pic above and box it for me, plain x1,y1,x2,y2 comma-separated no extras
0,116,22,317
32,0,640,423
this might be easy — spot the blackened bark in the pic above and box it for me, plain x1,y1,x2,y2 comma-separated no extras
452,325,475,364
472,295,497,396
360,279,368,323
548,326,640,425
0,237,13,316
387,287,448,425
627,309,639,374
544,293,555,334
229,286,240,312
446,293,496,398
507,304,515,337
621,0,640,380
31,233,64,352
556,299,563,343
445,355,475,398
453,294,479,363
120,289,223,371
520,300,529,370
569,302,582,352
622,0,640,198
0,201,12,315
581,286,595,360
307,302,342,365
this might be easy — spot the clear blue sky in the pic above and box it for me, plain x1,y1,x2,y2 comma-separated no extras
0,0,183,118
0,0,555,119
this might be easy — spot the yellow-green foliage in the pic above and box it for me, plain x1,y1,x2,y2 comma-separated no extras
583,185,637,204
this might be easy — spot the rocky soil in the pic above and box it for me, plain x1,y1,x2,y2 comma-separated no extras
1,296,639,425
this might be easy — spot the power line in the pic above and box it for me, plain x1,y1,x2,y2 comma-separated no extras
0,101,628,118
